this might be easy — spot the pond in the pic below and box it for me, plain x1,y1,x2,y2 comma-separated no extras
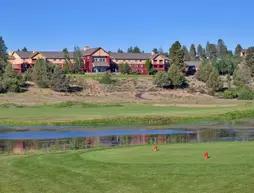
1,125,254,154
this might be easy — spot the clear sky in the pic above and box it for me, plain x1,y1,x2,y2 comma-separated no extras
1,0,254,52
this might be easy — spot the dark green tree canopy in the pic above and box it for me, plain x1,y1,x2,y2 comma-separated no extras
127,46,142,53
189,44,197,60
217,39,228,58
0,36,8,63
245,47,254,76
169,41,185,71
117,49,124,53
197,44,205,58
183,46,190,61
21,47,28,52
235,44,243,56
206,42,217,59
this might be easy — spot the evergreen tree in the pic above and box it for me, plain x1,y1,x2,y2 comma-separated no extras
168,64,186,88
154,72,171,88
245,47,254,75
117,49,124,53
197,60,214,82
206,42,217,59
217,39,228,58
133,46,141,53
50,65,70,92
189,44,197,60
206,68,223,94
119,63,131,74
235,44,243,56
31,59,51,88
127,46,142,53
21,47,28,52
1,64,25,93
0,36,8,66
197,44,205,58
169,41,185,72
152,48,158,54
62,48,72,73
127,46,133,53
73,46,84,73
183,46,191,61
233,61,252,86
145,59,156,75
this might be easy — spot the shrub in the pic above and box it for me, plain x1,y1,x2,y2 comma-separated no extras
119,63,131,74
238,87,254,100
168,64,186,88
23,68,32,81
31,59,71,92
233,63,252,86
1,64,25,93
223,89,238,99
50,66,70,92
154,72,171,88
196,60,213,82
145,59,157,75
206,69,223,94
99,73,115,84
31,59,51,88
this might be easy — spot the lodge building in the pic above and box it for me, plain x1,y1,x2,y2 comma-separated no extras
8,47,170,74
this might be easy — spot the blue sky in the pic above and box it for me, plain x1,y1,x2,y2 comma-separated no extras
1,0,254,52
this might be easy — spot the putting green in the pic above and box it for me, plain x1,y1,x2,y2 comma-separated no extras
83,142,254,164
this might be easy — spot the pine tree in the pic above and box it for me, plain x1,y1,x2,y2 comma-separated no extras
206,68,223,94
245,47,254,75
117,49,124,53
235,44,243,56
73,46,84,73
183,46,191,61
62,48,72,73
22,47,28,52
217,39,228,58
169,41,185,72
189,44,197,60
168,64,186,88
206,42,217,59
0,36,8,61
197,44,205,58
152,48,158,54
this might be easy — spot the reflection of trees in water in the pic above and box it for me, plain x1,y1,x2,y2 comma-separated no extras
0,133,196,154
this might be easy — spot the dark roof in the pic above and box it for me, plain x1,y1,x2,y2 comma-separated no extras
83,48,101,56
15,51,35,59
32,51,74,59
110,52,152,60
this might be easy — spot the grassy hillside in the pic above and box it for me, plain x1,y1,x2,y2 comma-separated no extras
0,102,253,126
1,142,253,193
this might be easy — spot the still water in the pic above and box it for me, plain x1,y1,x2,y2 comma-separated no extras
0,126,254,154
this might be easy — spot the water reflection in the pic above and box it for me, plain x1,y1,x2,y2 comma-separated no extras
0,128,254,154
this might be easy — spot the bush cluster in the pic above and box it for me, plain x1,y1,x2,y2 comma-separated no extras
223,87,254,100
118,63,131,74
98,73,115,84
31,59,70,92
0,64,25,93
154,64,186,88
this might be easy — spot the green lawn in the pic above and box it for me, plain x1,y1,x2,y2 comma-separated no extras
0,102,254,126
1,142,254,193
